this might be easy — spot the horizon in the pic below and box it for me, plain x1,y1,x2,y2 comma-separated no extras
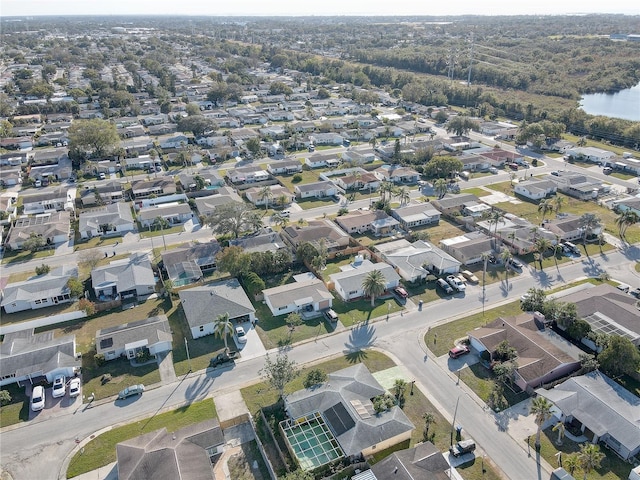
3,0,639,18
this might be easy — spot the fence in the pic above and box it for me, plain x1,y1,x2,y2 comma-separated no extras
0,310,87,335
250,415,278,480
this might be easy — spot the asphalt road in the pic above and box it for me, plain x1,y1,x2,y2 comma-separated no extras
1,247,639,480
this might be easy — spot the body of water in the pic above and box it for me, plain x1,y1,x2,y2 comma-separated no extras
579,83,640,121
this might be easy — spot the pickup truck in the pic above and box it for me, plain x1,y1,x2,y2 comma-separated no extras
210,350,239,367
449,439,476,457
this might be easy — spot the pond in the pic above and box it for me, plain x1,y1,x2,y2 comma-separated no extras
579,82,640,121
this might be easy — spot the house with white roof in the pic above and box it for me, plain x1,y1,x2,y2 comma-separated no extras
79,202,135,239
376,239,461,282
1,265,78,314
263,276,333,317
330,258,400,302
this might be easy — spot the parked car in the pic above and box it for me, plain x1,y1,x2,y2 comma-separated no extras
280,210,290,218
117,384,145,400
449,345,470,359
508,163,518,171
394,286,409,299
235,326,247,344
460,270,479,284
506,258,523,270
550,171,559,176
210,350,239,367
488,167,499,174
52,375,66,398
445,274,466,292
324,309,339,323
99,172,106,180
436,278,454,294
616,283,631,293
450,439,476,457
31,386,45,412
69,378,81,398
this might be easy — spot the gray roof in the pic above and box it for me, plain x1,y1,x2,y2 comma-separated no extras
431,193,480,210
137,203,192,222
78,202,134,232
285,364,414,456
295,181,335,193
193,189,243,216
8,210,70,244
178,278,255,327
392,202,441,223
0,329,79,379
20,187,68,205
116,419,222,480
263,278,333,310
229,232,287,253
96,315,172,355
91,253,155,294
370,442,451,480
536,371,640,456
1,265,78,307
377,239,461,276
329,260,400,294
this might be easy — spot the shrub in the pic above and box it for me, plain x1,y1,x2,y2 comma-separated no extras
78,298,95,316
94,354,106,367
100,373,112,385
35,264,50,275
0,390,11,406
292,174,303,183
303,369,327,388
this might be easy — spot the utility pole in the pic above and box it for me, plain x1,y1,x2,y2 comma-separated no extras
467,32,475,87
450,396,460,446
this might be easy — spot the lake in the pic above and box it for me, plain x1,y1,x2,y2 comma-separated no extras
579,83,640,121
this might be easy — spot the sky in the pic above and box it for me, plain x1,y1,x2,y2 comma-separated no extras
2,0,639,17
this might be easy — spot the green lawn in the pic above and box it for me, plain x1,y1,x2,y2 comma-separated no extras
1,248,54,265
67,399,217,478
295,197,339,210
459,363,528,408
331,297,404,327
81,355,161,401
409,218,467,245
276,170,321,192
74,236,121,251
461,187,492,197
139,225,183,238
0,383,30,428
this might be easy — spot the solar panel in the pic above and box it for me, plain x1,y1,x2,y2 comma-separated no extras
323,403,355,436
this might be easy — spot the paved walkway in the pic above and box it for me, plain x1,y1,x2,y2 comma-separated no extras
156,351,177,384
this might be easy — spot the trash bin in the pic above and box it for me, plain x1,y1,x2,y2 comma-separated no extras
418,300,423,311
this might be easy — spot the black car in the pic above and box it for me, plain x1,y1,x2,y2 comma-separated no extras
210,351,239,367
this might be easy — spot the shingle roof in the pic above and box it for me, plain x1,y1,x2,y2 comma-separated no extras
96,315,172,355
91,254,155,294
1,265,78,307
79,202,134,232
370,442,451,480
178,278,255,327
329,260,399,294
263,278,332,310
137,203,192,222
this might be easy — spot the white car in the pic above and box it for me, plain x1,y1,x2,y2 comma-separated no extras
69,378,81,398
31,386,45,412
52,375,66,398
446,275,466,292
235,326,247,344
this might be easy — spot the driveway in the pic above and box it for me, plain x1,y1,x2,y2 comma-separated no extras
156,350,177,383
233,321,266,361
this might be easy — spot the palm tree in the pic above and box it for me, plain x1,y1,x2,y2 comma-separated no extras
500,248,513,287
369,137,377,150
258,186,273,211
552,421,566,446
553,195,565,214
564,454,580,476
538,199,553,223
488,209,506,250
616,210,639,241
379,181,394,203
272,213,289,229
362,269,387,307
534,237,552,271
213,313,234,351
152,216,170,231
578,443,605,480
396,187,410,206
422,412,436,442
433,178,448,199
530,396,553,448
552,235,562,271
579,213,602,255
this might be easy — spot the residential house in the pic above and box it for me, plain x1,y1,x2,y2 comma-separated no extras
604,155,640,175
376,239,461,281
116,419,224,480
330,258,400,302
461,201,492,218
161,241,221,286
226,165,270,184
229,231,287,254
340,150,376,165
430,194,481,216
131,178,177,199
147,123,178,136
547,172,607,200
263,276,333,317
91,253,156,302
7,211,71,250
391,202,441,230
267,159,303,175
281,219,351,252
121,136,153,155
96,315,172,361
137,203,193,229
542,139,574,153
178,169,225,192
334,172,380,192
544,213,601,243
362,442,453,480
305,153,340,169
79,181,125,207
0,329,81,387
245,185,294,208
535,371,640,461
479,121,518,139
566,147,616,164
158,134,189,150
514,179,558,201
477,213,556,255
178,279,255,339
294,181,337,199
335,210,399,236
468,313,581,393
374,165,419,184
21,187,73,215
478,148,521,166
1,265,78,314
0,167,22,187
79,202,135,239
309,132,345,146
614,196,640,217
193,188,243,218
440,232,495,266
282,364,414,462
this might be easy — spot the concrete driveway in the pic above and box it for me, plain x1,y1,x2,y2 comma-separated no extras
233,321,266,361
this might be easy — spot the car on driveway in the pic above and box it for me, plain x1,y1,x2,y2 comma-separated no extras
324,309,339,323
69,378,81,398
436,278,454,294
394,286,409,299
52,375,66,398
445,274,466,292
31,386,45,412
506,258,523,270
449,345,470,359
235,326,247,344
460,270,479,284
117,384,145,400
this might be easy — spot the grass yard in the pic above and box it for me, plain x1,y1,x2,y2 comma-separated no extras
459,363,528,408
0,300,79,325
409,218,467,245
276,170,321,192
461,187,493,197
331,297,404,327
319,257,354,280
67,398,217,478
81,355,161,401
6,270,39,283
0,382,30,428
295,197,339,210
139,225,183,238
1,247,54,265
227,440,271,480
74,236,121,251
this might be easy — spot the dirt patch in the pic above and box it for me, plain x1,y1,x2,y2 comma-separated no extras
226,442,267,480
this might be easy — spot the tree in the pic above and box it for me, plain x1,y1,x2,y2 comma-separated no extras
567,319,591,341
35,263,50,275
152,216,170,232
0,390,11,406
433,178,448,199
177,115,214,136
422,412,436,442
393,379,407,407
530,396,553,447
213,313,235,352
282,470,314,480
488,209,506,249
494,340,517,362
553,195,565,214
303,369,327,388
78,298,95,316
598,335,640,377
285,312,303,339
79,250,103,271
259,352,299,399
296,242,319,265
192,175,206,191
578,213,602,250
204,203,262,239
578,443,605,480
537,199,554,222
616,209,639,240
243,271,265,298
258,186,273,210
271,212,289,229
216,246,251,278
534,237,552,271
396,186,410,206
521,287,546,313
488,382,508,412
362,269,387,307
22,233,46,252
423,156,463,179
493,360,518,387
0,119,13,138
500,248,512,287
446,116,478,136
68,119,120,158
67,278,84,298
564,454,580,476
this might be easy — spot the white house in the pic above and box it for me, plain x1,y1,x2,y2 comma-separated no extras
245,185,294,207
514,179,558,201
21,187,73,215
391,202,441,229
137,203,193,229
376,239,461,282
1,265,78,314
566,146,616,164
330,258,400,302
79,202,135,239
91,253,156,302
96,315,172,362
263,277,333,317
267,159,303,175
294,181,337,199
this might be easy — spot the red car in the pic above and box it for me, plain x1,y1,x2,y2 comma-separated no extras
508,163,519,171
449,345,470,359
394,286,409,299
